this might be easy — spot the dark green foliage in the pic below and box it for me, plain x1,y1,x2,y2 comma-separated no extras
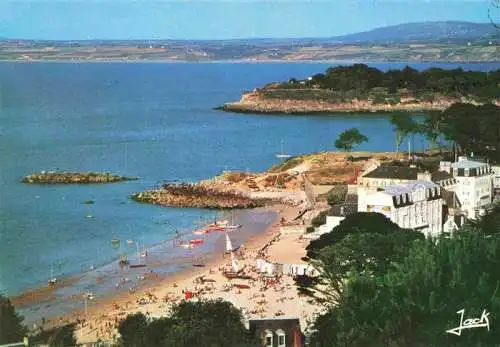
273,64,500,102
309,206,500,347
119,300,256,347
310,210,328,227
118,312,148,347
334,128,369,152
389,114,422,153
438,103,500,161
311,230,500,347
47,324,77,347
306,212,412,259
0,294,26,344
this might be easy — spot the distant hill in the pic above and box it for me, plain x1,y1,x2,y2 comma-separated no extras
330,21,497,44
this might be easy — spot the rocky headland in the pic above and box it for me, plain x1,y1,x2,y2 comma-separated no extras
131,183,271,209
218,89,485,115
22,171,138,184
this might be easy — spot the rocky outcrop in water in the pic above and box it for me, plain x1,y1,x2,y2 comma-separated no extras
132,183,270,209
22,172,138,184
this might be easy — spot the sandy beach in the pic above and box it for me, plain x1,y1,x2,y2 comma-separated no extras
33,201,321,344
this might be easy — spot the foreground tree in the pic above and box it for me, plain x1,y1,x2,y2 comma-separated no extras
0,294,26,345
47,324,77,347
300,213,423,302
310,209,500,346
118,312,149,347
119,299,256,347
334,128,368,154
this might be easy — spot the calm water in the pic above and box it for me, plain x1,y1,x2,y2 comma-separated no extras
0,61,498,311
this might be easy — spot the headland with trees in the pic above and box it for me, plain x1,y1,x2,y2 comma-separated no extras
219,64,500,114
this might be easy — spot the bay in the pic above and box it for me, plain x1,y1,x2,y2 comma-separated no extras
0,61,498,307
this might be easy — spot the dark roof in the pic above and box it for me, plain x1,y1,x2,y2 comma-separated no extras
431,171,453,182
443,190,461,208
363,166,418,180
249,318,301,332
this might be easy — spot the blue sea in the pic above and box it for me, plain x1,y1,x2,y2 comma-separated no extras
0,61,499,320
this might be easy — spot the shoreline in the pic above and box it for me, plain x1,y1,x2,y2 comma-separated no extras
24,203,313,343
1,59,499,64
219,101,451,115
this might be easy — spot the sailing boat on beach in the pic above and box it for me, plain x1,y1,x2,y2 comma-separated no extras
48,264,57,286
225,232,240,253
276,140,291,159
224,210,242,231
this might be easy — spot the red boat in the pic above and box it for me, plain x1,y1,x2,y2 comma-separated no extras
189,239,204,245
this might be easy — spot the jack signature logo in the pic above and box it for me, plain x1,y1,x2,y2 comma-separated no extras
446,309,491,336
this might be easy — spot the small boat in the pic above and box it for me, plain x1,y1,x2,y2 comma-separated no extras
193,228,209,235
207,219,229,228
224,224,242,231
276,140,291,159
126,240,134,245
85,215,94,219
181,244,194,249
130,264,147,268
189,239,204,245
234,284,250,289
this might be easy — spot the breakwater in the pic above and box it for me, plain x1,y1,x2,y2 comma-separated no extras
132,183,270,209
22,172,138,184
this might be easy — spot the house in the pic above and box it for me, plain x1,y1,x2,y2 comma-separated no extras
358,166,420,189
358,180,443,237
309,192,359,239
440,157,494,219
249,318,304,347
492,165,500,199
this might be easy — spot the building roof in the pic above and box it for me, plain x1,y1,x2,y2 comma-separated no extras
383,180,439,197
443,190,461,208
362,166,419,180
450,160,487,169
431,171,453,182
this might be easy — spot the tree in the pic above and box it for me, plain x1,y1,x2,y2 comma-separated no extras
301,213,423,302
47,324,77,347
118,312,148,347
422,110,444,150
389,114,421,156
118,300,256,347
334,128,368,153
309,208,500,347
0,294,26,345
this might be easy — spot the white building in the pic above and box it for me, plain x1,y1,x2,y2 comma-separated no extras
440,157,494,219
492,165,500,200
358,180,443,237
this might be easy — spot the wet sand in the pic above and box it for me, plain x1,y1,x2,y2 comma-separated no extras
31,202,321,344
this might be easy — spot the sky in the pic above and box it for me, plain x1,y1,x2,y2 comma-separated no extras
0,0,496,40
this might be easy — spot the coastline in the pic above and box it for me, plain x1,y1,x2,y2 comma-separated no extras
24,202,316,343
1,59,499,64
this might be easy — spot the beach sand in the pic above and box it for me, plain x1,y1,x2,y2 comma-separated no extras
36,202,321,344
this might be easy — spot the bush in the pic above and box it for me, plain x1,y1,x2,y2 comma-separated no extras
311,210,328,227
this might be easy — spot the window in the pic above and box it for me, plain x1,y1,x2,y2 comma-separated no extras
276,329,286,347
265,330,273,347
465,169,469,177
